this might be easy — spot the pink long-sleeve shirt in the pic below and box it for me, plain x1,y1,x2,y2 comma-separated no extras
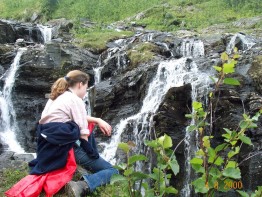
39,91,90,135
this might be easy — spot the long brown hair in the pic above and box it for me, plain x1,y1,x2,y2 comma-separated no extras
50,70,90,100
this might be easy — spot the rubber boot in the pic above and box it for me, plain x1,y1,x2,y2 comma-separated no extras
65,180,89,197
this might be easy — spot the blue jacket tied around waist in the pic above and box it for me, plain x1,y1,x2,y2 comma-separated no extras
29,121,80,175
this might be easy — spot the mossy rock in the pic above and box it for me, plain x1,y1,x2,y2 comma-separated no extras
248,55,262,94
0,44,14,54
127,42,160,68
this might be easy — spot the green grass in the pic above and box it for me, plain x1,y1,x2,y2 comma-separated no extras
0,165,127,197
0,0,261,51
0,0,42,21
0,166,28,196
135,1,262,32
127,42,159,68
73,28,134,52
51,0,160,23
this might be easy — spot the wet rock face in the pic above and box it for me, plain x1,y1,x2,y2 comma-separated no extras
0,21,16,44
248,55,262,94
0,18,262,193
11,45,99,152
0,20,43,44
154,84,192,191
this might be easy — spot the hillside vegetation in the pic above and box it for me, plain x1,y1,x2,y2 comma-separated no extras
1,0,261,51
0,0,261,31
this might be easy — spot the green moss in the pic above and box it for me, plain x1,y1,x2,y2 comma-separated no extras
0,166,28,196
74,29,134,53
127,42,159,68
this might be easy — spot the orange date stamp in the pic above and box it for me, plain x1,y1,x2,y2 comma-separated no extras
206,180,243,190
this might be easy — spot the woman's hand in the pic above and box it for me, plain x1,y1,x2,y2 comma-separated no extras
87,116,112,136
97,118,112,136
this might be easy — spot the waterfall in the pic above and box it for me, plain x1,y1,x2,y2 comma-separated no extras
226,33,256,54
101,58,210,164
0,48,27,153
37,24,52,43
180,65,210,197
180,39,205,57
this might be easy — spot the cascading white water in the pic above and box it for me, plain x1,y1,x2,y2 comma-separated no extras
0,48,27,153
37,24,52,43
181,39,205,57
101,58,210,165
180,64,210,197
226,33,256,54
98,38,209,196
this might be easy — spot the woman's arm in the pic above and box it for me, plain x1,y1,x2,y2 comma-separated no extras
87,116,112,136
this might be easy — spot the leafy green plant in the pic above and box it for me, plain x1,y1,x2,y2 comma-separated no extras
186,49,262,196
237,186,262,197
111,134,179,197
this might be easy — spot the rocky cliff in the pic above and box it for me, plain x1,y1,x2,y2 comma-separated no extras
0,16,262,195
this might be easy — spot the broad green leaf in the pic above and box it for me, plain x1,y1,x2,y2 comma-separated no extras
239,135,252,145
157,134,173,149
251,112,260,121
222,133,230,140
230,140,238,146
223,128,232,135
191,163,204,173
233,47,238,53
209,92,213,98
165,186,178,194
168,159,180,175
128,154,148,165
217,178,231,192
213,66,222,72
190,158,203,165
254,186,262,197
226,161,237,169
228,147,240,159
224,78,240,85
223,62,235,74
144,188,155,197
124,167,134,176
192,177,209,193
144,139,158,148
221,52,229,61
198,110,207,118
243,113,249,119
196,149,205,156
214,156,224,166
240,121,249,129
222,167,241,179
187,125,197,132
185,114,193,118
233,54,240,59
208,147,216,163
193,101,202,110
209,167,221,179
110,174,128,184
215,143,227,152
114,163,127,170
237,190,249,197
118,142,130,153
203,136,212,148
131,172,148,181
248,122,258,128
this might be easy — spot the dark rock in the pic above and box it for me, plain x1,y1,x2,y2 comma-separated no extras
248,55,262,94
154,84,192,191
0,151,31,169
0,20,16,44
